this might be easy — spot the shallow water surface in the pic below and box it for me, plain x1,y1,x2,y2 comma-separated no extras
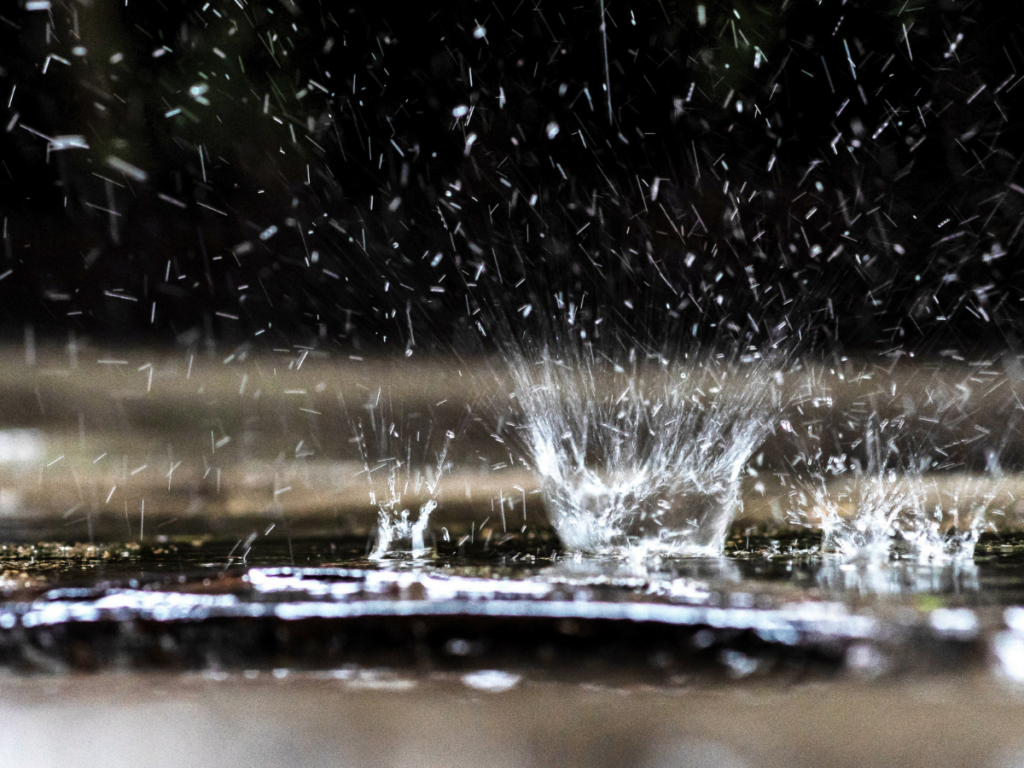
4,531,1024,681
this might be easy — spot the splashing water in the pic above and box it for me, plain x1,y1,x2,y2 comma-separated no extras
811,468,922,563
350,395,452,559
802,432,997,565
808,467,990,595
509,348,781,557
366,460,443,560
891,477,995,564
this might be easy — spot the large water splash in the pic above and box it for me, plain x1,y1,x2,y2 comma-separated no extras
508,347,782,557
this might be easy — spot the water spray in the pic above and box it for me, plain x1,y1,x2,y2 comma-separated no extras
508,344,782,557
349,393,453,559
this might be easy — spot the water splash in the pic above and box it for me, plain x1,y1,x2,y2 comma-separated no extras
509,347,781,557
349,393,452,559
367,466,442,560
907,478,996,564
799,425,997,565
812,468,922,563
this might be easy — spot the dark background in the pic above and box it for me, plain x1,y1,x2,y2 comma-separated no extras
1,0,1022,357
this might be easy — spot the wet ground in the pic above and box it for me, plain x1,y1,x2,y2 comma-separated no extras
2,532,1023,678
4,534,1024,767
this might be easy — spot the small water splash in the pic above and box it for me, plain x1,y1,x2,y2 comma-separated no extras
812,468,922,563
906,478,996,564
797,422,998,565
508,346,781,557
349,392,453,559
371,492,438,560
821,476,995,566
366,445,450,560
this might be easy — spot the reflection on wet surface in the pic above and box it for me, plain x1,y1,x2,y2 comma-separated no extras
3,532,1024,679
7,531,1024,598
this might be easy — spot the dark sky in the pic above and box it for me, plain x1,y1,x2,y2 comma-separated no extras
1,0,1022,357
